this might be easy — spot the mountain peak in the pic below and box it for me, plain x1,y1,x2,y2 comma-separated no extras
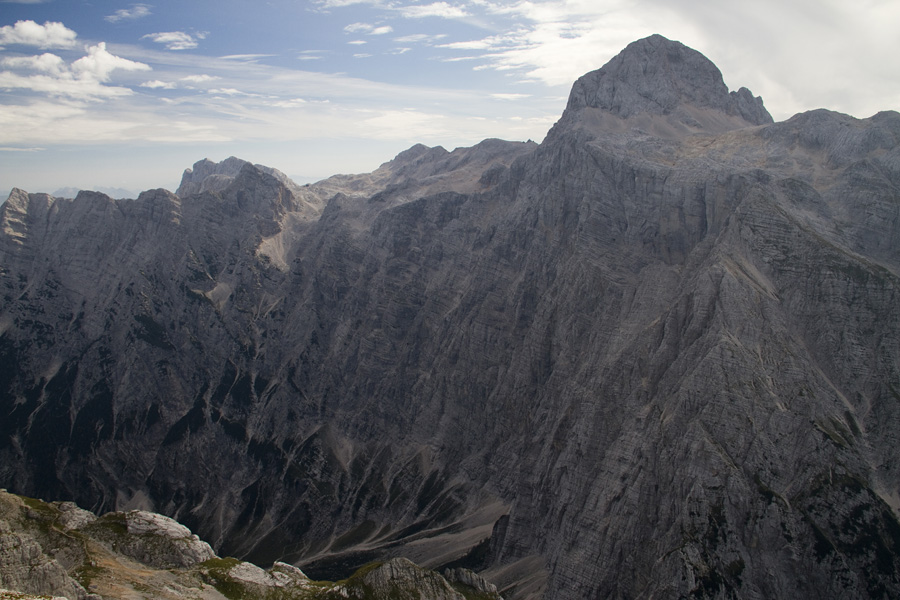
176,156,303,198
565,34,772,127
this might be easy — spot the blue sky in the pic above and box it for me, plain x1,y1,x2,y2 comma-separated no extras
1,0,898,195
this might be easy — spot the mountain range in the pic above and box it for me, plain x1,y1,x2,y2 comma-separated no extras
1,34,899,599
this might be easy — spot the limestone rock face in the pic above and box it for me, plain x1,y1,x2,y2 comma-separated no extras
118,510,216,568
0,524,89,600
338,558,466,600
566,34,772,125
177,156,304,198
0,493,93,600
1,34,899,600
444,567,502,598
54,503,95,531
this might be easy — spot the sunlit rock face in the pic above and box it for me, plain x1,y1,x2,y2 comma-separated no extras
2,34,899,600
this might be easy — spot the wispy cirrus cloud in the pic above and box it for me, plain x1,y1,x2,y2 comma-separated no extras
140,73,219,90
181,74,219,83
140,79,176,89
219,53,276,62
314,0,384,8
142,31,207,51
396,2,469,19
317,0,469,19
393,33,448,44
344,22,394,35
0,20,77,49
439,38,499,51
491,93,531,100
105,4,153,23
298,51,325,61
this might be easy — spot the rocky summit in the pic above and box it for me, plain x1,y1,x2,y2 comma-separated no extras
2,34,900,599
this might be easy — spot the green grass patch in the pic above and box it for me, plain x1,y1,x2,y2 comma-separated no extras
71,561,107,587
20,495,60,521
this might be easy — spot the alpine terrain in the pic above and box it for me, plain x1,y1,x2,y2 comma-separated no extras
1,35,899,599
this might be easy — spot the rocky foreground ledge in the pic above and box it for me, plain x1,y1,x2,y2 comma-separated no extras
0,490,501,600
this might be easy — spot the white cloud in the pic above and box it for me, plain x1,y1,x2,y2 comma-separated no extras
0,102,87,143
434,0,900,120
348,40,367,45
397,2,469,19
298,50,325,61
344,22,372,33
138,74,219,90
643,0,900,119
270,98,308,108
431,1,669,87
316,0,382,7
105,4,152,23
2,53,67,75
142,31,207,51
141,79,176,89
181,74,220,83
0,20,77,49
441,55,481,62
0,71,135,98
344,22,393,35
72,42,152,81
394,33,448,44
209,88,247,96
220,54,275,62
491,93,531,100
0,98,229,146
439,39,495,50
0,42,151,100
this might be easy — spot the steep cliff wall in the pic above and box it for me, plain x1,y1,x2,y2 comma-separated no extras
1,35,899,599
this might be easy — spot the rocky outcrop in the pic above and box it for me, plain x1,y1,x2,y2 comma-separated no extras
1,34,899,600
338,558,465,599
0,493,92,600
115,510,216,568
444,567,502,599
0,524,90,600
0,490,479,600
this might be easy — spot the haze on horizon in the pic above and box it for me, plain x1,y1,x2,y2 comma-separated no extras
1,0,897,196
